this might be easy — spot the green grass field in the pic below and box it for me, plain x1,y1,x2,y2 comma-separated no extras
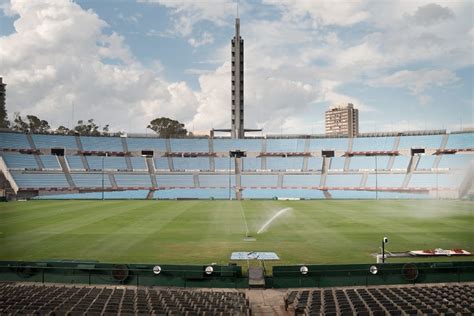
0,200,472,266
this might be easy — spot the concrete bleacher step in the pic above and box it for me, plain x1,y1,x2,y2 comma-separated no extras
261,156,267,170
247,289,291,316
146,190,154,199
323,190,332,199
387,155,396,170
26,134,36,150
344,156,350,171
392,136,401,151
167,156,174,171
146,158,158,188
193,173,199,188
165,138,172,153
360,173,368,187
124,156,133,171
248,267,265,288
120,136,129,152
58,156,76,188
75,135,84,151
235,157,242,200
108,173,118,189
34,154,45,169
302,156,309,171
80,155,90,170
277,173,283,188
304,138,310,153
209,156,215,171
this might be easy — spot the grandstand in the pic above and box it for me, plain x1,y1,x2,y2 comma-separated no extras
0,130,472,200
1,277,473,315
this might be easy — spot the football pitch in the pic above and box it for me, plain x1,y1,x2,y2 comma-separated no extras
0,200,472,265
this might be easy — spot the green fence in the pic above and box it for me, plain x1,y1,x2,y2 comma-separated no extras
1,260,473,288
0,261,247,288
272,261,474,288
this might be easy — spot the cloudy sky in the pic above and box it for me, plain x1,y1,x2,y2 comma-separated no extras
0,0,472,135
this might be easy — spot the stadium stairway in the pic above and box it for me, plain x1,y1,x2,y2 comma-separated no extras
120,136,129,153
145,158,158,189
26,134,36,150
124,156,133,171
320,157,330,187
433,134,450,168
80,155,90,170
302,156,309,172
235,157,242,200
34,154,45,170
58,156,76,188
247,289,291,316
146,190,154,199
75,135,84,152
108,173,118,189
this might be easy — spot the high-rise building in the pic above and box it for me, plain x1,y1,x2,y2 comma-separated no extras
325,103,359,137
231,18,244,139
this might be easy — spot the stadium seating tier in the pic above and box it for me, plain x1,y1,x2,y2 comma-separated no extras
1,132,472,199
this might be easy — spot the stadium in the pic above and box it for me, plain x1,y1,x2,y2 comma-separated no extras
1,3,474,316
1,129,473,314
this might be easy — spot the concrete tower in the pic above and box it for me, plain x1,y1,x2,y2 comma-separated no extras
231,18,244,139
0,78,6,128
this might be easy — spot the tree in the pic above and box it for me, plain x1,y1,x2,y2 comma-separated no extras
102,124,110,135
147,117,187,138
72,119,101,136
26,115,50,133
11,113,29,132
55,125,70,135
11,113,51,133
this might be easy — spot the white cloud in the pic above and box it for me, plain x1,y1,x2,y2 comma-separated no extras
263,0,370,27
0,0,471,135
116,12,142,25
318,80,375,112
141,0,238,37
0,0,199,133
371,69,459,104
187,31,214,47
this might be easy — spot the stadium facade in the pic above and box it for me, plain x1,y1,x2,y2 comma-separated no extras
0,130,472,200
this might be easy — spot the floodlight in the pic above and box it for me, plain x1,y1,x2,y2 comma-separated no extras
383,237,388,244
300,266,309,275
205,266,214,275
369,266,378,275
153,266,161,275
